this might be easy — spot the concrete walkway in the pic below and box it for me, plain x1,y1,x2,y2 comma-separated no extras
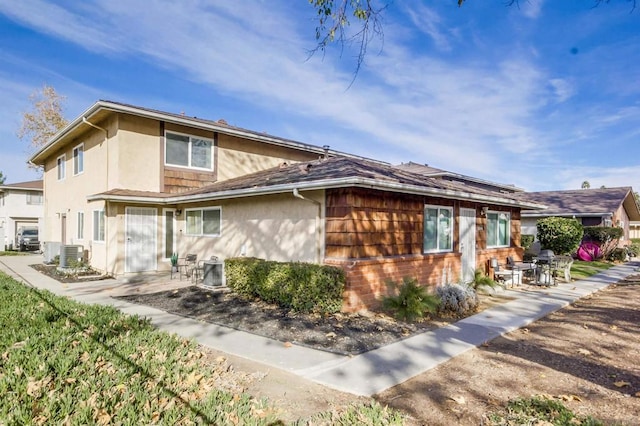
1,254,637,397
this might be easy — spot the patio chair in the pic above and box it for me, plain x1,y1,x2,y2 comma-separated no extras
176,254,197,281
553,255,574,283
506,256,537,283
491,257,522,287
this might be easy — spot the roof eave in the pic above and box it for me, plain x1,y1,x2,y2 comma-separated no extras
88,177,545,209
30,100,382,165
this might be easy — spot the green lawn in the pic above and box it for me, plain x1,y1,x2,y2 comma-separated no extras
570,260,614,281
0,272,403,425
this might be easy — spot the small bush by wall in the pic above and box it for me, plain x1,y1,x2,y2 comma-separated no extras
224,258,345,314
382,277,439,322
436,283,478,317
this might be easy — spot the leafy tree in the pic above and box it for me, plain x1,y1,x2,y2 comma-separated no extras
581,181,591,189
536,217,584,255
17,85,68,155
0,171,5,185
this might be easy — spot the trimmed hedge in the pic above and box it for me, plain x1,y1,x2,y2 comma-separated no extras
224,257,345,313
582,226,624,243
536,217,584,255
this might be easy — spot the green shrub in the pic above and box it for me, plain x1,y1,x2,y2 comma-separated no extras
626,242,640,257
536,217,584,255
521,234,535,250
583,226,624,259
583,226,624,243
224,258,345,314
608,247,628,262
436,283,478,317
382,277,439,322
469,269,498,291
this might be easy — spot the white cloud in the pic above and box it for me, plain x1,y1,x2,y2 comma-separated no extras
522,0,544,20
401,3,454,51
548,78,574,103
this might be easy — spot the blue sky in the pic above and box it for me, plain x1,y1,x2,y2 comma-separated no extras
0,1,639,192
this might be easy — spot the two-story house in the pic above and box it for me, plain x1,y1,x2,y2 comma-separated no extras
30,100,543,311
0,180,44,250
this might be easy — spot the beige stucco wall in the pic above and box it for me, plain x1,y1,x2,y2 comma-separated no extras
101,191,324,276
174,190,325,268
217,134,318,181
42,118,113,247
39,109,327,274
117,115,162,192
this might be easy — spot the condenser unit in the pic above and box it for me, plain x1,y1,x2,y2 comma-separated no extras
59,245,82,268
202,260,225,287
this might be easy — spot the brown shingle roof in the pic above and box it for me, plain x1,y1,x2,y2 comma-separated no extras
90,157,544,209
519,187,640,220
0,180,43,191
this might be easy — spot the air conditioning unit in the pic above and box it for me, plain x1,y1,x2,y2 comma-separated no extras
43,242,61,264
202,260,225,287
59,245,83,268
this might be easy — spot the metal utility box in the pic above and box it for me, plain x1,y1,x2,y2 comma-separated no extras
202,260,224,287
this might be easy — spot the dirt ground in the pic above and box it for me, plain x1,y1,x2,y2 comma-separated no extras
116,285,481,355
198,278,639,425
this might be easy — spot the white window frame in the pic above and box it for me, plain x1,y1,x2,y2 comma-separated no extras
26,192,43,205
57,154,66,180
77,211,84,240
486,211,511,248
185,207,222,236
73,143,84,176
423,205,454,253
93,209,105,242
164,131,214,171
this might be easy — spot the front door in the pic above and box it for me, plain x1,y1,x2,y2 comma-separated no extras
125,207,157,273
459,208,476,283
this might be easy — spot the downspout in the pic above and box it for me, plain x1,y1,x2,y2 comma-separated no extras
293,188,323,264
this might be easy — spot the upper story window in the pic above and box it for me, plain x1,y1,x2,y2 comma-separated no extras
487,211,510,248
423,205,453,253
57,155,66,180
73,144,84,175
185,207,221,236
26,193,43,205
165,131,213,170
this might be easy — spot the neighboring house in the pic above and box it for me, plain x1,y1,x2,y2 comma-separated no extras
30,100,544,312
0,180,44,250
519,187,640,246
